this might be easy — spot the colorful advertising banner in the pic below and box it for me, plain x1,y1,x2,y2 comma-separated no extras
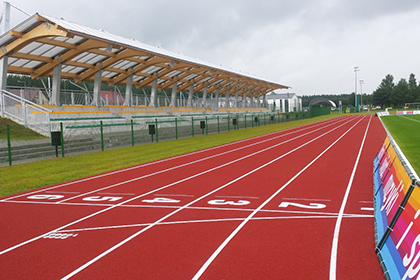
374,136,420,279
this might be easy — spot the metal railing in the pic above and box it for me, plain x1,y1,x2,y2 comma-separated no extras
1,89,52,136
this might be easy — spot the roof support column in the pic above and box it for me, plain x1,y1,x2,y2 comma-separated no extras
149,79,157,108
234,90,239,108
123,75,133,107
242,91,247,108
282,99,285,112
256,93,261,108
250,92,254,108
187,84,194,108
0,55,8,92
92,70,102,106
215,88,220,110
263,93,267,108
0,55,7,117
51,64,62,106
169,81,178,107
225,89,230,108
202,86,208,108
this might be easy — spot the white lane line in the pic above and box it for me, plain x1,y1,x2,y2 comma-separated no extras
0,116,350,203
329,115,372,280
215,195,259,199
60,117,361,280
192,116,365,280
97,193,135,195
361,207,374,211
282,197,331,202
154,194,195,197
58,215,361,234
0,116,357,258
45,191,80,194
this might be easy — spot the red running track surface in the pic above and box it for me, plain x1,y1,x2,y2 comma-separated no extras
0,115,386,279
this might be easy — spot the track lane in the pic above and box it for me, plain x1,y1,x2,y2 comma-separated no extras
57,116,367,279
0,115,385,279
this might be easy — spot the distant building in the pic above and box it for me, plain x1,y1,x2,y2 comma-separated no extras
266,93,302,112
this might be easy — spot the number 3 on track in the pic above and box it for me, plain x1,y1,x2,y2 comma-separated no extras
208,199,250,206
278,201,326,209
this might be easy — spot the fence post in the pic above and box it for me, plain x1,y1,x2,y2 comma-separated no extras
60,122,65,157
205,116,208,135
131,119,134,146
228,115,230,131
155,118,159,143
191,117,194,137
217,116,220,133
100,121,104,151
6,124,12,166
175,117,178,140
245,114,247,129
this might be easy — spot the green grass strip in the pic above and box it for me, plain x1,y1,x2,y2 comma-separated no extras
0,114,340,197
381,115,420,176
0,117,46,140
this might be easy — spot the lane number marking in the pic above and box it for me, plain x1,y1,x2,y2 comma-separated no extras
279,201,326,209
82,196,122,202
208,199,251,206
27,194,64,200
142,197,181,204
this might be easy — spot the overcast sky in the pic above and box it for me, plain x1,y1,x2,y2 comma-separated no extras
4,0,420,96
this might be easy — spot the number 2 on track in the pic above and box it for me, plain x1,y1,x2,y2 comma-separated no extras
278,202,326,209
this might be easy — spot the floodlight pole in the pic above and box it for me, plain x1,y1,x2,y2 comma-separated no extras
359,80,364,110
354,66,359,112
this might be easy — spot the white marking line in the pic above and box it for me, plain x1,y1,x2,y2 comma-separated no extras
215,195,259,199
59,215,366,234
282,197,331,202
0,115,357,258
400,115,420,124
0,116,350,203
359,201,373,204
154,194,194,197
192,116,365,280
54,116,353,204
45,191,80,194
60,117,361,279
361,207,374,211
329,115,372,280
97,193,135,195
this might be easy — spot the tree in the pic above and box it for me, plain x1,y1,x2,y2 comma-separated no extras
391,78,409,108
372,74,394,107
408,73,420,104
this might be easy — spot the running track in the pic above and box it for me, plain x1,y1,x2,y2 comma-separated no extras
0,115,386,279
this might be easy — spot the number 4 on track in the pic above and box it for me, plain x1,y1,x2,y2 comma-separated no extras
278,201,326,209
142,197,180,204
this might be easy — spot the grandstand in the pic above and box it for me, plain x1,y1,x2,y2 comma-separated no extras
0,13,290,136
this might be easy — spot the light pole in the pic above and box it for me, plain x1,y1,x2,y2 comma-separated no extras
359,80,364,110
354,66,359,112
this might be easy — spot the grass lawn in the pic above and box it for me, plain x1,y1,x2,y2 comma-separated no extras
0,117,47,140
381,115,420,176
0,114,344,197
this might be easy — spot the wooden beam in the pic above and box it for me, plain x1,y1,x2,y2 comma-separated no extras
32,39,109,79
0,22,68,59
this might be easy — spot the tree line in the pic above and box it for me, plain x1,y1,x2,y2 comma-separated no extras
372,73,420,108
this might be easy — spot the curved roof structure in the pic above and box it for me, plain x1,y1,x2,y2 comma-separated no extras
308,97,336,108
0,13,289,97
